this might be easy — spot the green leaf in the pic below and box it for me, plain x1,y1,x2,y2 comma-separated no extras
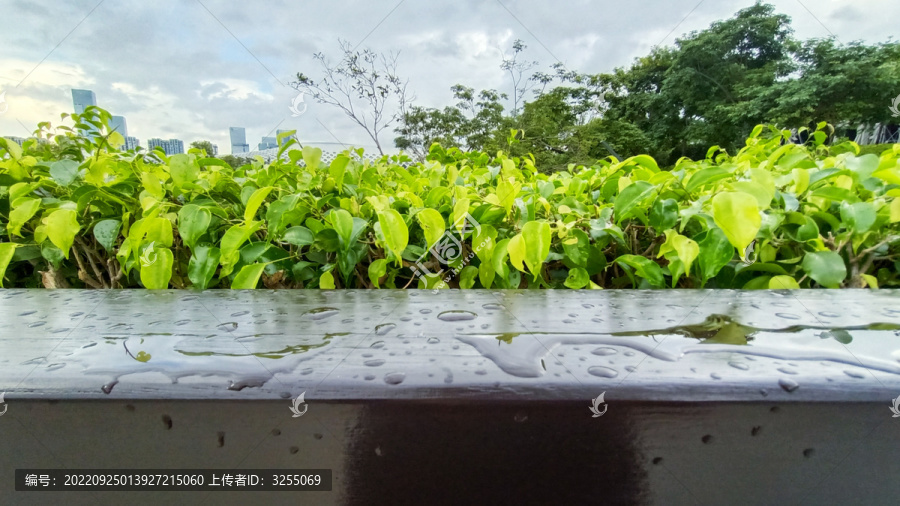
328,208,355,249
802,250,847,288
140,247,173,289
8,197,41,236
416,208,446,250
41,241,64,269
188,246,220,289
283,226,315,246
562,228,590,267
522,221,551,279
0,243,17,288
368,258,388,288
302,146,322,171
459,265,478,288
564,267,590,289
329,154,350,190
377,209,409,263
243,186,273,223
685,166,732,193
711,192,760,259
232,263,266,289
169,154,198,187
615,181,654,223
93,219,121,251
43,209,80,259
615,254,665,287
649,198,678,233
177,204,211,250
49,159,80,186
890,198,900,223
839,202,875,235
697,227,733,283
507,233,526,273
768,275,800,289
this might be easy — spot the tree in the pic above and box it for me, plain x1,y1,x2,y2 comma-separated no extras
291,39,414,155
499,39,539,118
189,140,216,157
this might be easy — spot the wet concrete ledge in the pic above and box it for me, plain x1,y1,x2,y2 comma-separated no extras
1,289,900,505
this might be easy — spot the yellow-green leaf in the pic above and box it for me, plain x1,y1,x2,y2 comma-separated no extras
712,192,760,259
377,209,408,262
320,270,335,289
243,186,273,223
232,263,265,289
416,209,446,250
768,275,800,289
43,209,80,259
0,243,17,288
140,247,173,289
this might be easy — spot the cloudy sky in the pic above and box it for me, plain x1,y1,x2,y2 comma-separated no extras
1,0,897,155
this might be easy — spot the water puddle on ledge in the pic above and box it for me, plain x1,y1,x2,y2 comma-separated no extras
455,315,900,378
51,332,341,394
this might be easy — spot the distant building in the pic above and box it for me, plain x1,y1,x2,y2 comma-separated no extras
7,136,26,146
211,144,219,156
148,138,184,155
71,89,97,114
125,136,140,150
258,136,277,150
229,127,249,154
109,115,128,137
276,129,295,144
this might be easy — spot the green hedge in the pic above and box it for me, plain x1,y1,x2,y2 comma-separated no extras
1,109,899,289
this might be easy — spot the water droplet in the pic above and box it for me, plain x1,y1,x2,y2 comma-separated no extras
751,426,761,436
843,370,865,379
101,381,118,394
19,310,37,316
217,322,238,332
364,359,385,367
803,448,815,458
701,435,713,444
364,374,376,381
775,313,800,320
777,367,798,375
384,372,405,385
306,307,339,320
710,373,722,380
427,337,440,344
231,310,250,317
728,362,749,371
437,310,477,322
482,303,504,311
818,311,839,318
375,323,396,335
370,341,385,349
778,378,799,392
419,309,432,314
591,347,618,356
28,321,46,328
587,366,618,378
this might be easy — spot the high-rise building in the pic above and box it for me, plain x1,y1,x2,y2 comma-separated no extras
229,127,249,154
211,144,219,156
7,136,26,146
109,116,128,137
148,138,184,155
276,129,295,144
125,136,140,150
258,136,277,150
71,89,97,114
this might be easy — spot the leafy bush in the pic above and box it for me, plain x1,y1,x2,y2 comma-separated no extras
1,110,898,290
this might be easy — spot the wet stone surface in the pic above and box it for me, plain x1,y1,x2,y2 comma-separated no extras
1,289,899,401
